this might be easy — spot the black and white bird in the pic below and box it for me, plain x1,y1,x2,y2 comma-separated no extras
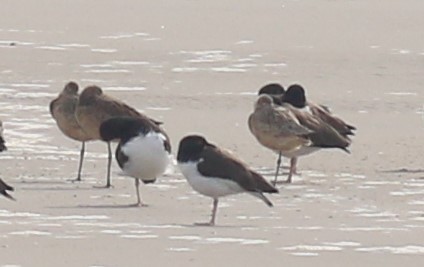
177,135,278,226
100,116,171,206
0,179,14,200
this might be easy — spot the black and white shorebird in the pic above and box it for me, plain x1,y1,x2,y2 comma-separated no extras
0,119,7,152
177,135,278,226
258,83,285,105
249,85,353,184
50,82,94,181
75,85,162,188
0,178,14,200
100,116,171,206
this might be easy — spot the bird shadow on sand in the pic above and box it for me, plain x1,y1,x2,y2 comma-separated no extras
379,168,424,174
177,223,256,229
48,203,144,209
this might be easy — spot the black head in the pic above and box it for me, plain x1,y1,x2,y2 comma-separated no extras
283,84,307,108
258,83,285,96
100,116,152,143
177,135,209,163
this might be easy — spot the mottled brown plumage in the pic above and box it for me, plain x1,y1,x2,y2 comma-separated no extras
249,93,352,184
75,85,161,187
50,82,93,181
248,95,312,154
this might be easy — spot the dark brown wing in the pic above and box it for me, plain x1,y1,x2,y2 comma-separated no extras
99,94,163,125
0,179,15,201
197,146,277,193
290,107,351,151
309,102,356,136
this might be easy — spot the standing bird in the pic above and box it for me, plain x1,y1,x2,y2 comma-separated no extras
50,82,94,181
284,84,356,137
0,178,15,200
248,94,351,184
75,86,161,188
177,135,278,226
99,116,171,206
281,84,355,176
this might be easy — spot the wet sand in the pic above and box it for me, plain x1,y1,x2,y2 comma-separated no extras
0,0,423,266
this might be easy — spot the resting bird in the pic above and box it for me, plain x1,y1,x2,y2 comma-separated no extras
50,82,94,181
100,116,171,206
75,86,161,188
258,83,285,105
249,93,351,184
177,135,278,226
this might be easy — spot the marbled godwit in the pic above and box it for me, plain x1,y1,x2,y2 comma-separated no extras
177,135,278,226
75,85,161,188
50,82,94,181
249,94,350,184
100,116,171,206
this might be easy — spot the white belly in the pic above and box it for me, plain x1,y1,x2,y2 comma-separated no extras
121,132,170,181
178,161,244,198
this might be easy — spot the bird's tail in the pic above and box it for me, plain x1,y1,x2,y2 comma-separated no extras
250,192,274,207
0,179,15,201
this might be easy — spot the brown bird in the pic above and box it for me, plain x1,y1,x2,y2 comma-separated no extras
177,135,278,226
75,85,161,188
0,178,15,200
280,84,355,177
249,93,351,184
50,82,94,181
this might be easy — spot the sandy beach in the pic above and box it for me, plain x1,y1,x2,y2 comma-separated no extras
0,0,423,266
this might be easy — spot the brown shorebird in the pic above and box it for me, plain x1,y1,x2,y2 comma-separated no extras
280,84,355,176
283,84,356,137
50,82,94,181
75,85,161,188
248,94,351,184
0,120,6,152
177,135,278,226
0,178,14,200
99,116,171,206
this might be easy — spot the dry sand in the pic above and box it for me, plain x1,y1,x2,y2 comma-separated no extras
0,0,423,266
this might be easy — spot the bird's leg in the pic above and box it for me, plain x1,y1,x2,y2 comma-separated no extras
69,141,85,182
134,179,147,207
76,141,85,181
195,198,218,226
272,152,282,186
106,142,112,188
287,157,298,183
209,198,218,226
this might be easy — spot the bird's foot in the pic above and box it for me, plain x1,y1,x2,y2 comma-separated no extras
132,202,148,207
93,184,114,189
67,177,82,183
194,222,215,227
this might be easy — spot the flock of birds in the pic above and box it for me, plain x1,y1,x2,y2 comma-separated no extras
0,82,355,226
